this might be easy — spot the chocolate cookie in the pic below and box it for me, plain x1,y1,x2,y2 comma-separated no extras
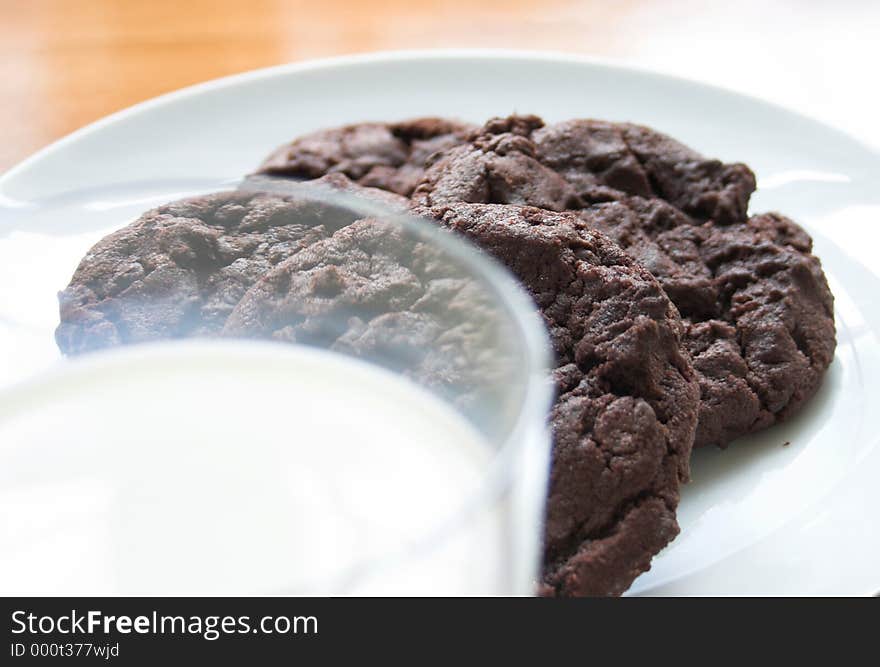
222,213,518,421
414,203,700,596
412,115,756,224
257,118,475,197
55,174,408,355
576,201,835,448
532,117,756,223
412,116,835,448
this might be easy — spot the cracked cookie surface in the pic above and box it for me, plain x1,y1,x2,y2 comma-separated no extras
416,202,700,596
577,201,835,448
411,114,756,224
55,174,408,354
220,213,514,415
411,116,835,447
257,118,475,197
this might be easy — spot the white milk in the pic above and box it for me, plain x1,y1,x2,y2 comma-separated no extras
0,341,509,595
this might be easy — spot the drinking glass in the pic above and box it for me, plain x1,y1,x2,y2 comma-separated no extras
0,177,552,595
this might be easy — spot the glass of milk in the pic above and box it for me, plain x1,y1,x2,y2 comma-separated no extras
0,177,553,595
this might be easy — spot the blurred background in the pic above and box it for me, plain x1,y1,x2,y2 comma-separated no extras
2,0,879,170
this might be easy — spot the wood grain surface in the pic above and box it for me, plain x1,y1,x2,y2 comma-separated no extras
2,0,877,171
0,0,644,171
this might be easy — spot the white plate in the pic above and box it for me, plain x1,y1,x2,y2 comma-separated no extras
2,49,879,596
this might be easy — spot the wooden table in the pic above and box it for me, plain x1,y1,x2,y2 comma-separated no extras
1,0,638,171
2,0,877,172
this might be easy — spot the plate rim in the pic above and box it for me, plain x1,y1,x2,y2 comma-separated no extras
3,48,879,596
3,48,880,186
